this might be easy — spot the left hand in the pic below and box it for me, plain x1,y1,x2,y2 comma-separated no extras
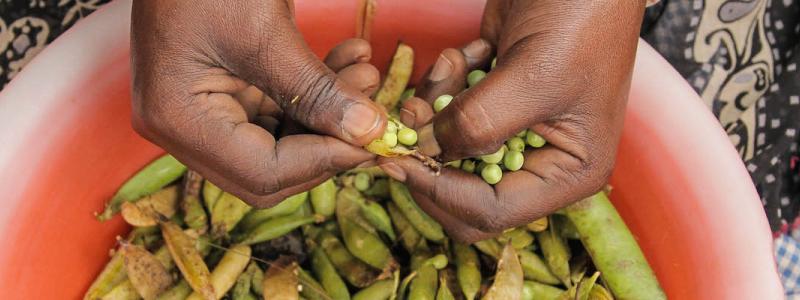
378,0,646,242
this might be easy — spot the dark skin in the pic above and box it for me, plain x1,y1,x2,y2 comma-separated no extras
132,0,645,242
380,0,647,242
131,1,385,208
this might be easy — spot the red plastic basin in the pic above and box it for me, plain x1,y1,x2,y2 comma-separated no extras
0,0,782,299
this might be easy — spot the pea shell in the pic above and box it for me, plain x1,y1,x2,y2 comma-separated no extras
374,43,414,112
310,247,351,300
210,192,252,238
352,279,394,300
452,243,481,300
262,256,299,300
121,243,173,300
161,221,215,300
408,264,438,300
482,243,524,300
157,280,192,300
85,250,127,300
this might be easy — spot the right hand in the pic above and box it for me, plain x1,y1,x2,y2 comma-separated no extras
130,1,386,208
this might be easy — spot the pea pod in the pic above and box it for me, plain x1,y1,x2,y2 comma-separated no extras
232,263,257,300
482,243,524,300
298,268,330,300
188,244,252,300
374,42,414,111
182,171,209,234
472,239,501,259
498,228,534,250
388,180,444,242
521,281,564,300
98,154,187,221
552,215,580,240
386,202,425,253
396,271,417,300
452,243,481,300
157,280,192,300
337,188,395,271
535,223,571,287
316,231,379,288
335,187,378,235
250,264,264,296
85,250,127,300
310,179,337,218
202,180,223,211
238,214,321,245
352,279,394,300
210,192,252,237
101,281,139,300
557,272,600,300
120,186,179,227
408,264,438,300
564,192,665,300
262,256,300,300
359,199,397,241
120,243,173,300
161,221,215,300
239,192,308,231
310,247,350,300
435,273,456,300
518,250,560,285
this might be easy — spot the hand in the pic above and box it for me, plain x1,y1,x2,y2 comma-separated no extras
130,1,386,208
379,0,646,242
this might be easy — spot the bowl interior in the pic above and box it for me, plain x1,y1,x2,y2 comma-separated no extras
0,0,781,298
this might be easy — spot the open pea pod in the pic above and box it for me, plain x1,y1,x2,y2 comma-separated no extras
482,243,524,300
187,244,251,300
161,221,215,300
120,186,179,227
120,243,173,300
262,256,300,300
364,139,416,157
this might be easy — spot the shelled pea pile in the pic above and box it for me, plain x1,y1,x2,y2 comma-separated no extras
86,43,665,300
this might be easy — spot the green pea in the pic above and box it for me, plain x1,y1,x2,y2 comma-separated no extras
481,146,506,164
481,164,503,185
461,160,477,173
526,130,546,148
354,172,371,191
506,137,526,152
382,131,398,147
433,95,454,113
516,129,526,138
503,151,524,171
387,120,398,133
397,128,418,146
400,88,416,102
444,160,462,168
467,70,486,87
491,58,497,70
475,161,487,174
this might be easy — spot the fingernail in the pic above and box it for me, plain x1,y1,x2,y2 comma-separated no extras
462,39,489,59
355,54,371,63
380,162,407,182
356,160,377,168
418,123,442,157
429,54,453,82
400,108,417,129
342,102,381,141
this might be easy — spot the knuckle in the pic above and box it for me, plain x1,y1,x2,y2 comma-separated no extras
291,70,340,125
447,103,503,156
473,210,506,232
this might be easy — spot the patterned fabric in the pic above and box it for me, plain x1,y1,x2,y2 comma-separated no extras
777,232,800,296
643,0,800,234
0,0,111,89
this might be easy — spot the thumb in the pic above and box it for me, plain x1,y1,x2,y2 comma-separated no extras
219,3,385,145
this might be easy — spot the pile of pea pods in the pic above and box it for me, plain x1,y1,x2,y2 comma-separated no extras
86,153,664,300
